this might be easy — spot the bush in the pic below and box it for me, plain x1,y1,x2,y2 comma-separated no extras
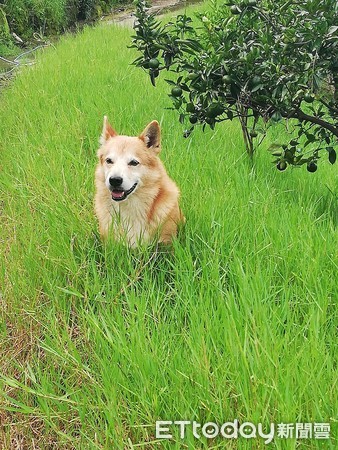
3,0,126,39
0,6,11,44
4,0,67,38
76,0,113,20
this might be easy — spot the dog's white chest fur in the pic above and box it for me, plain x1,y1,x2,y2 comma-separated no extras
111,196,152,246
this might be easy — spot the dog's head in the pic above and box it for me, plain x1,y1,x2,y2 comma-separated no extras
97,117,162,202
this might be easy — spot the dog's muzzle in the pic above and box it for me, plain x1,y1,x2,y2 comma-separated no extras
110,183,138,202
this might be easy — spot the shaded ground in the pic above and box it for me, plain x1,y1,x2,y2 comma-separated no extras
0,45,49,87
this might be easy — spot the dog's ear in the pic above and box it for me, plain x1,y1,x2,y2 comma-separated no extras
100,116,117,145
139,120,161,153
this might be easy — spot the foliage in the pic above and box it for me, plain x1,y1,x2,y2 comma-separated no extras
131,0,338,171
3,0,67,38
0,6,11,46
2,0,126,40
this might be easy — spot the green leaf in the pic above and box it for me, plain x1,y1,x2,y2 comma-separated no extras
251,84,264,93
327,26,338,36
328,147,337,164
268,143,283,152
271,111,282,122
164,79,177,86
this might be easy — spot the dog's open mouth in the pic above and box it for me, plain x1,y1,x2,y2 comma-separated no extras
111,183,138,202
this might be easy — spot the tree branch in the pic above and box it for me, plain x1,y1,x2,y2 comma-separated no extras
319,98,338,115
285,108,338,138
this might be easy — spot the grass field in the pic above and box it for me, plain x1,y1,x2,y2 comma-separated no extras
0,8,337,450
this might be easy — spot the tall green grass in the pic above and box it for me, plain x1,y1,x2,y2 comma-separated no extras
0,16,337,449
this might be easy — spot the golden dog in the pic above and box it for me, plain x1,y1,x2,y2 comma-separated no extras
94,117,184,246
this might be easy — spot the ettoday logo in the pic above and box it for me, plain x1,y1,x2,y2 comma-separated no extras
156,420,275,444
155,420,330,444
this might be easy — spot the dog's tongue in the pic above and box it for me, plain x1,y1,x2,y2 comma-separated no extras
112,190,125,199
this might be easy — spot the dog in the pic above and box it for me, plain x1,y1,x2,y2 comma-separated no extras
94,117,184,246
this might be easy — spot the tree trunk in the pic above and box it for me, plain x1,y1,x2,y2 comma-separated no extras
237,104,254,157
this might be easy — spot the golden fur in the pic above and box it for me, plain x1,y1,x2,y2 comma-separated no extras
94,117,184,246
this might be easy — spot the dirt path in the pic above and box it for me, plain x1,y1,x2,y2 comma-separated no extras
106,0,201,27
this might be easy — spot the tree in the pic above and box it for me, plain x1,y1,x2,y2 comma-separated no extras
130,0,338,172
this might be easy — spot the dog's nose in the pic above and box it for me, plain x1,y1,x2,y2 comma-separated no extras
109,176,123,187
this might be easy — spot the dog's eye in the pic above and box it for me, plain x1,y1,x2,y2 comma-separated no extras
128,159,139,166
105,158,114,164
